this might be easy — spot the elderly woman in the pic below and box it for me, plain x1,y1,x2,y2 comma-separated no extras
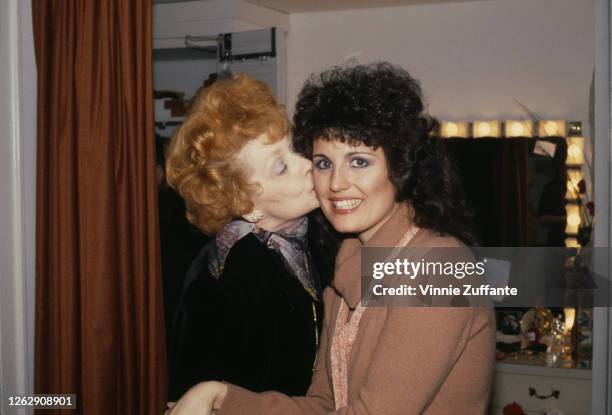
168,63,495,414
165,74,322,401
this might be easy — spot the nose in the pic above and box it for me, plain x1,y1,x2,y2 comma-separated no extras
330,166,349,192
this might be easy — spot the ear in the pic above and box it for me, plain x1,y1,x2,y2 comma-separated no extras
242,209,264,223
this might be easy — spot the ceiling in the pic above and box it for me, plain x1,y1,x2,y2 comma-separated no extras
152,0,482,13
244,0,480,13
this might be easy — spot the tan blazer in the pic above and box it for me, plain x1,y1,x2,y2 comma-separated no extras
218,205,496,415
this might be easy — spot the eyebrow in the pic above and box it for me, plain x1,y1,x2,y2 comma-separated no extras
270,146,283,157
312,151,375,158
265,147,285,171
346,151,375,156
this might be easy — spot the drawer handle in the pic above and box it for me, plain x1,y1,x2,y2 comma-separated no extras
528,387,560,400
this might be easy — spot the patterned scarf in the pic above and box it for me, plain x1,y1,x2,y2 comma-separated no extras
208,217,320,300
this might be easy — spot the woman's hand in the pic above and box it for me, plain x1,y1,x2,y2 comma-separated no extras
167,381,228,415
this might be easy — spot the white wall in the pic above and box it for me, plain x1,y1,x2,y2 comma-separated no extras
0,0,37,413
286,0,594,125
153,0,289,48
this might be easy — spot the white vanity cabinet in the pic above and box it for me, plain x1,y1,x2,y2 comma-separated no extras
490,363,592,415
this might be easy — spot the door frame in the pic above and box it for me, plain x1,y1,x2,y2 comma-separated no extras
592,0,611,414
0,0,36,414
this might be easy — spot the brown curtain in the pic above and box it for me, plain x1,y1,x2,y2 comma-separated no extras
32,1,166,414
495,140,530,246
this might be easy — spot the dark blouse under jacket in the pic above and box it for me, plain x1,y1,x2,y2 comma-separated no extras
168,233,323,401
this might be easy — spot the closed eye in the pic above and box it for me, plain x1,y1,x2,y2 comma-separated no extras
273,160,288,175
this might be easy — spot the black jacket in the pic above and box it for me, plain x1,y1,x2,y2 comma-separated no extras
168,233,323,400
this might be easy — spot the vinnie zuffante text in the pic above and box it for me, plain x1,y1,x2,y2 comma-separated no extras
370,258,518,297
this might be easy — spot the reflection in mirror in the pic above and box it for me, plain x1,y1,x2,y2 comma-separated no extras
444,132,591,248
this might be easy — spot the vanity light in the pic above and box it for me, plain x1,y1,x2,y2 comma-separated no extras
473,121,501,138
565,238,580,248
565,203,581,234
504,120,532,138
566,137,584,165
440,121,469,138
563,307,576,335
539,120,566,137
566,170,583,200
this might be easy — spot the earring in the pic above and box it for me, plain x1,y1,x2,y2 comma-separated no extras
243,209,264,223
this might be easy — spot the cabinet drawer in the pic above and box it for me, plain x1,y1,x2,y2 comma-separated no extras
490,369,591,415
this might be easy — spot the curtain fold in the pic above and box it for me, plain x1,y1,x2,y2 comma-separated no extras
33,1,166,413
496,140,530,246
445,139,530,246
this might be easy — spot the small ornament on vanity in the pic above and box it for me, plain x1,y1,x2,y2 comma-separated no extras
503,402,526,415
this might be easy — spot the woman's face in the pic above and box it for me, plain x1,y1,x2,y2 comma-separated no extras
312,139,399,242
238,135,319,231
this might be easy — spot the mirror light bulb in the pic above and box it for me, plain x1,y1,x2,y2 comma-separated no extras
478,123,491,136
544,121,559,136
511,122,524,136
567,213,581,227
446,122,459,137
568,144,581,158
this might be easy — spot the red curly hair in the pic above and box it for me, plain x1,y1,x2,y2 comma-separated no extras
165,74,289,234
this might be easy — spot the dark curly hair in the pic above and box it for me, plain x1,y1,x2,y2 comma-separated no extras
293,62,476,246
